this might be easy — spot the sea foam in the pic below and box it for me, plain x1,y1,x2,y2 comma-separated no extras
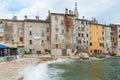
20,59,72,80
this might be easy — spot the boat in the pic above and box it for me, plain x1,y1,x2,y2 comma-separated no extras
79,53,89,60
95,54,105,58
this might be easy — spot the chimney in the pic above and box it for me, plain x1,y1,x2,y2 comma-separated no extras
24,15,27,20
48,10,51,16
94,18,96,21
83,16,85,19
65,8,68,14
12,16,17,20
69,10,72,14
35,16,39,20
71,11,73,14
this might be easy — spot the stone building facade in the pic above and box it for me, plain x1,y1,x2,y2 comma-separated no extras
75,18,89,53
111,24,120,56
111,24,118,55
24,16,50,54
0,16,24,54
103,25,112,54
50,12,76,56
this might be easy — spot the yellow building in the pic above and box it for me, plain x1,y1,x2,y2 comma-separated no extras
89,23,103,56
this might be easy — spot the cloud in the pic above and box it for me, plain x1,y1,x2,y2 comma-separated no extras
0,0,120,24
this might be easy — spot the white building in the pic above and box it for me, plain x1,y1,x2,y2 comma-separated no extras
103,25,112,54
75,18,89,53
117,25,120,56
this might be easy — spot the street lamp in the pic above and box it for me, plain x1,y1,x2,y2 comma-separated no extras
12,39,14,56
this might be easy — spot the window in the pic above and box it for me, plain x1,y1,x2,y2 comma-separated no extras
99,43,102,46
78,40,81,44
98,37,102,40
0,21,3,24
83,41,85,43
29,31,32,35
29,25,32,27
81,27,84,31
46,36,49,41
55,24,58,30
0,28,4,32
0,37,3,41
89,25,91,28
87,41,88,44
78,33,80,37
86,21,87,25
29,49,32,53
61,20,64,25
20,37,23,42
82,33,84,37
94,50,97,54
86,34,88,37
78,27,80,31
90,36,92,40
102,32,104,35
29,40,32,45
90,31,92,34
96,32,98,35
42,31,44,36
55,34,58,39
71,29,74,35
19,28,23,33
61,29,64,34
55,15,58,20
41,24,44,29
42,40,44,43
29,23,32,27
103,37,104,40
71,39,74,44
90,50,92,53
46,28,49,32
62,39,64,43
70,20,73,25
96,25,98,29
90,43,92,46
56,44,58,48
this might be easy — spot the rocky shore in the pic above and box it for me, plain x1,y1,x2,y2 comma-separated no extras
0,57,39,80
0,55,82,80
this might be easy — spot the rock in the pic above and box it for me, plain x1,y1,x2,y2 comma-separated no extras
15,76,23,80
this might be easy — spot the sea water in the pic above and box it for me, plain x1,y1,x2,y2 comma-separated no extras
21,56,120,80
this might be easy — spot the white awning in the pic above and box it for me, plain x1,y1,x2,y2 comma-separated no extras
33,36,42,40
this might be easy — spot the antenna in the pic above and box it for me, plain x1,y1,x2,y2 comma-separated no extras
37,7,39,17
11,8,15,17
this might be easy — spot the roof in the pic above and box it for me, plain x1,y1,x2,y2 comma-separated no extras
110,24,120,26
0,19,50,23
76,18,90,22
1,19,23,22
51,13,75,16
24,19,50,23
89,22,103,26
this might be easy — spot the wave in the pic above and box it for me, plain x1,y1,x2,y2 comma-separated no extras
20,59,73,80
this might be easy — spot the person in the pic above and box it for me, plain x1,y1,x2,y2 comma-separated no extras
16,51,20,59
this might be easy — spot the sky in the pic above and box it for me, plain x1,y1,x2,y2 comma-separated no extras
0,0,120,24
